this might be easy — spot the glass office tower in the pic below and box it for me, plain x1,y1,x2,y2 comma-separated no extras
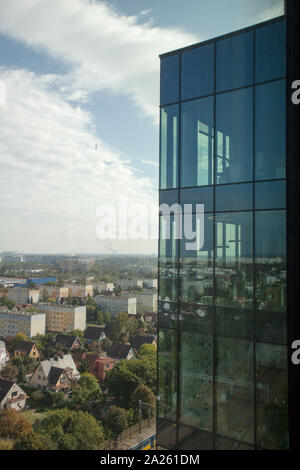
157,14,291,450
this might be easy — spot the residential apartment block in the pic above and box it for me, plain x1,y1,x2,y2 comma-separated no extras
38,304,86,333
40,286,69,300
122,291,157,313
64,284,93,298
94,295,136,317
0,309,45,338
7,287,40,304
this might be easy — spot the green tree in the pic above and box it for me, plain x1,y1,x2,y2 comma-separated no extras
0,409,32,440
13,431,48,450
103,310,111,325
106,361,141,408
131,384,156,418
71,373,102,410
96,309,103,325
137,344,157,362
86,304,96,323
102,405,128,436
34,408,104,450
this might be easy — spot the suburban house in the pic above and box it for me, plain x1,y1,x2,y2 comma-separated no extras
73,352,116,382
130,335,157,352
30,353,80,392
109,343,136,361
55,334,83,351
0,378,27,411
13,341,40,361
0,340,8,370
84,326,106,344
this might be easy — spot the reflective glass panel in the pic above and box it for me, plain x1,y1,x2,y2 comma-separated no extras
181,43,214,100
216,337,254,446
255,181,286,210
180,187,213,213
215,212,253,309
181,96,214,187
255,80,286,181
255,211,286,344
179,332,213,434
160,105,179,189
216,183,252,212
255,21,285,83
256,343,288,450
216,88,253,184
157,330,178,422
216,31,253,92
160,55,180,105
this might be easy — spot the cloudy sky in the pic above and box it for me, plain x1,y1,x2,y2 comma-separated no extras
0,0,283,255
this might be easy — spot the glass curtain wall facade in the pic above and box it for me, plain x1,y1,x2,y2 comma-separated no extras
158,16,288,450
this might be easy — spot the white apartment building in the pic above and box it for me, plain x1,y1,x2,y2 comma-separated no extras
38,304,86,333
116,279,144,290
40,286,69,300
94,296,136,317
122,292,158,313
64,285,93,298
95,282,115,293
142,279,158,289
0,309,46,338
7,287,40,304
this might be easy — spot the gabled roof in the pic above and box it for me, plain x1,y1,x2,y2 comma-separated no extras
109,342,133,359
56,334,82,348
84,326,106,340
38,354,80,381
131,335,156,350
14,341,37,354
47,367,65,385
0,378,14,403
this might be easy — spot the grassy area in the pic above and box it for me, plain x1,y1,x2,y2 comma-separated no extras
22,409,48,424
0,438,14,450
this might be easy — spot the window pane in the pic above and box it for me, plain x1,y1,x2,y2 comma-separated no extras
216,183,252,212
181,43,214,100
216,88,253,184
159,189,179,209
157,330,178,422
160,105,179,189
216,31,253,92
255,211,286,344
157,419,177,450
181,96,214,187
255,181,286,210
178,425,213,450
179,332,213,434
255,21,285,83
255,80,286,181
160,55,179,105
181,187,213,213
215,212,253,310
256,343,288,450
216,337,254,446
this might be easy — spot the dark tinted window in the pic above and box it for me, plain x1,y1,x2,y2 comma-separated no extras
160,55,180,105
181,43,214,100
255,21,285,83
216,31,253,92
255,181,286,210
216,183,252,211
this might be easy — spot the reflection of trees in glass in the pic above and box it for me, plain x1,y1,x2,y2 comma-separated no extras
158,330,177,420
260,387,288,450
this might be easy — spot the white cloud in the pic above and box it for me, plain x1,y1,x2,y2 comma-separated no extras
255,0,284,23
141,160,159,168
0,0,198,120
0,67,158,253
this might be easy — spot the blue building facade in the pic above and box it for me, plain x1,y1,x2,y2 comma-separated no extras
158,15,289,450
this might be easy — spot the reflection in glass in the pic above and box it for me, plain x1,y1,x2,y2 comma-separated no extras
179,332,213,433
160,105,179,189
160,55,179,105
181,43,214,100
178,425,213,450
256,343,288,450
157,330,178,422
216,183,252,212
216,88,253,184
255,21,285,83
255,80,286,181
181,96,214,187
180,187,213,213
216,337,254,445
215,212,253,309
216,31,253,92
255,181,286,210
255,211,286,344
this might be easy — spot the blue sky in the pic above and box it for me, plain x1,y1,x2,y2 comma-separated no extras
0,0,283,254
